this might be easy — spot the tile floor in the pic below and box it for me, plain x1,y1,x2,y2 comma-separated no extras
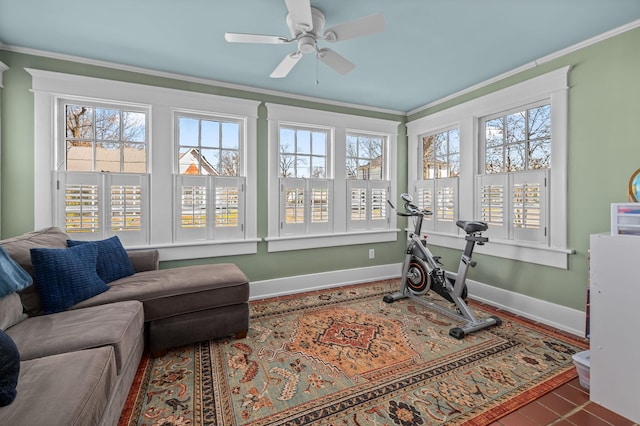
489,377,638,426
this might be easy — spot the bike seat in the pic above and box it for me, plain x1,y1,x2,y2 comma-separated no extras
456,220,488,234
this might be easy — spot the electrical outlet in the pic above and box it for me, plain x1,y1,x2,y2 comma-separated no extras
368,249,375,259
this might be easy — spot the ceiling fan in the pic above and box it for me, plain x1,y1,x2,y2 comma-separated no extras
224,0,385,78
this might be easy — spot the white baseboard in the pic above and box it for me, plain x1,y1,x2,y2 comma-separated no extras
249,263,587,337
250,263,403,300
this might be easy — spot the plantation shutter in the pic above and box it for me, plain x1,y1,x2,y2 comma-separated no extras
414,180,434,230
347,180,389,231
434,177,458,234
476,173,506,239
57,172,149,245
510,170,547,244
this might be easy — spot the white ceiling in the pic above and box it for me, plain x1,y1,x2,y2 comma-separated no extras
1,0,639,112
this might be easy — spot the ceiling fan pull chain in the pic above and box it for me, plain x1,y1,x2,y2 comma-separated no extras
315,53,320,85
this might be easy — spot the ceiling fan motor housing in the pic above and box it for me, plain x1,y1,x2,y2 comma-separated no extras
287,6,325,38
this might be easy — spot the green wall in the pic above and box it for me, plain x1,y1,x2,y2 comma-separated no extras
1,26,639,311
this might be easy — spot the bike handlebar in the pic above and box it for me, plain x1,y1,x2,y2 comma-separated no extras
387,199,432,217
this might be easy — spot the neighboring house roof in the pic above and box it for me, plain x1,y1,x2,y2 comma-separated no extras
178,148,218,176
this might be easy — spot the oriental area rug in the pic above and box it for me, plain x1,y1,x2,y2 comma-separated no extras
119,280,588,426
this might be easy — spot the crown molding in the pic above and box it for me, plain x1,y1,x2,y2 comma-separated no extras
408,18,640,116
0,43,403,116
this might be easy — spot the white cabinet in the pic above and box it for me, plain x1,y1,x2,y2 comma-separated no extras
589,233,640,423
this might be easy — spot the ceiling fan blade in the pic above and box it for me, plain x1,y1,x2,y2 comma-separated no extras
317,48,355,75
270,52,302,78
284,0,313,32
224,32,289,44
323,13,385,42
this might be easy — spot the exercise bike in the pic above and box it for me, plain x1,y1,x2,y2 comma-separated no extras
383,193,501,339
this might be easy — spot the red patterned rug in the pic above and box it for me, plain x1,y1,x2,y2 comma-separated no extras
119,280,587,425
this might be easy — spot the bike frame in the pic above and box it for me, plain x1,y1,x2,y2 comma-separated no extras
384,194,500,339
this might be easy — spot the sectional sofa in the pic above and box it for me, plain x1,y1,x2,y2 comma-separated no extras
0,227,250,425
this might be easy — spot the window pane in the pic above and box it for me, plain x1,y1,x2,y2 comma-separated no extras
96,142,121,172
485,118,503,147
448,129,460,154
528,104,551,140
346,135,357,157
66,141,93,171
179,147,199,175
485,146,503,173
529,139,551,169
448,153,460,177
220,150,239,176
297,130,311,154
123,143,147,173
221,122,239,149
95,108,120,141
346,156,358,179
201,120,220,148
311,156,326,178
200,148,219,175
122,111,146,142
66,105,93,139
312,132,326,155
506,143,525,172
179,117,199,146
506,111,526,142
435,133,447,157
296,156,310,178
280,128,295,154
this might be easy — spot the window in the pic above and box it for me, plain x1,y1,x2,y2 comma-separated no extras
406,67,570,268
415,128,460,233
174,114,245,242
30,69,260,260
57,101,150,245
278,125,332,235
346,133,389,231
266,103,399,252
478,103,550,243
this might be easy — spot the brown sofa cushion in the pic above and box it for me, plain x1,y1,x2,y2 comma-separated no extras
0,227,69,316
6,301,143,374
0,347,116,426
72,264,249,322
0,294,26,331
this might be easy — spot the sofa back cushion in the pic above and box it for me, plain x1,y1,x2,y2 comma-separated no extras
0,294,26,331
0,227,70,315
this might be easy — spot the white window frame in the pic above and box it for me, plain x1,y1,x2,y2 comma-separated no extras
266,103,400,252
29,68,260,261
407,66,572,269
173,111,247,243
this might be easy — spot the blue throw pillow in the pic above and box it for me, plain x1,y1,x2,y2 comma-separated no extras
0,246,33,298
0,329,20,407
67,236,134,284
30,243,108,314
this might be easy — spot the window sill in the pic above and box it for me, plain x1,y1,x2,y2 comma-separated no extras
266,229,399,252
418,231,574,269
128,238,260,261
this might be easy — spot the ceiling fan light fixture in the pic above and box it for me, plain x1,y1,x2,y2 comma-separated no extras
298,35,316,53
